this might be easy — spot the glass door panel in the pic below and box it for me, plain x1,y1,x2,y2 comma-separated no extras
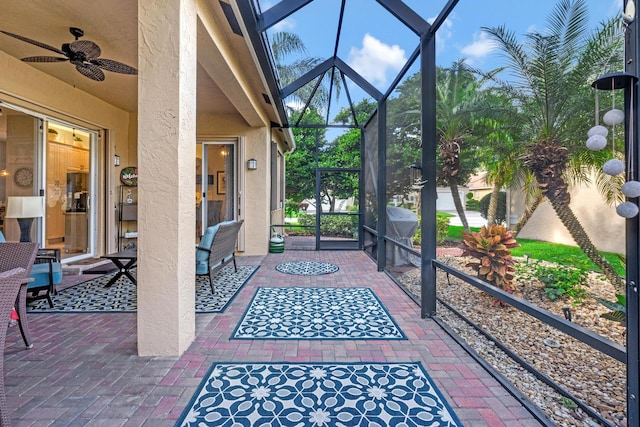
197,142,236,239
46,122,92,257
0,109,38,242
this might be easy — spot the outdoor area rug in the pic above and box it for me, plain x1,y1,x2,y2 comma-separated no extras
232,287,406,339
275,261,339,275
27,265,259,313
176,362,462,427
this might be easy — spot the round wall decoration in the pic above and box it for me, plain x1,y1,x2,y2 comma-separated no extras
14,167,33,188
120,166,138,187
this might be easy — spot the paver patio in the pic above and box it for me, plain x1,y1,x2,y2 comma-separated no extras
4,250,542,426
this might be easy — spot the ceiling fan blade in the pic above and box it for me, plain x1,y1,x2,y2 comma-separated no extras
69,40,101,59
22,56,68,63
75,63,105,81
0,30,65,55
91,58,137,75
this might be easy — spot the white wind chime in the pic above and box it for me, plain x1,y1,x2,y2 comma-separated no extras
586,1,640,218
590,69,640,218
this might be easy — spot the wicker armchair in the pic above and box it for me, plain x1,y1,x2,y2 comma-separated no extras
0,268,29,426
0,242,38,349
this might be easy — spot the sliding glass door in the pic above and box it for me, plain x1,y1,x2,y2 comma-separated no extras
196,141,236,238
0,102,97,261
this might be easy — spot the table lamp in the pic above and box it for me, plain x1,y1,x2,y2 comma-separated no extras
5,196,44,242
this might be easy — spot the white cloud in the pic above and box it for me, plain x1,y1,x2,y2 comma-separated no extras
347,34,406,88
461,32,496,59
272,18,296,32
427,17,453,53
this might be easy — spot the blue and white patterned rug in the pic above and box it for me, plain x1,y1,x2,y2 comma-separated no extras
232,287,405,339
176,362,462,427
27,265,258,313
275,261,339,275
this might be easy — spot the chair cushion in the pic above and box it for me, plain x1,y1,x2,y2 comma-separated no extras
28,262,63,289
195,221,235,275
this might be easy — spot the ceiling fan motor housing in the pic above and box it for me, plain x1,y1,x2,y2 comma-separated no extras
69,27,84,39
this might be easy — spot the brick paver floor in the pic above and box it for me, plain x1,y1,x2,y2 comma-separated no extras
4,250,543,426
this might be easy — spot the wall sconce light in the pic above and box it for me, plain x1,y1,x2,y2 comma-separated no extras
114,154,120,167
0,169,8,177
247,159,258,170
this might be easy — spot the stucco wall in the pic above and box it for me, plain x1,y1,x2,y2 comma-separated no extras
513,177,625,254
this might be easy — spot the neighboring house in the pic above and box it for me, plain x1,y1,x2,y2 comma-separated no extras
466,171,492,201
0,0,293,355
508,170,625,254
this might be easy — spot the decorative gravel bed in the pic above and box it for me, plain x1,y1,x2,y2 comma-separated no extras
398,255,627,427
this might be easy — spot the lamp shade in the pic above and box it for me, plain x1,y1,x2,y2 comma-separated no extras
5,196,45,218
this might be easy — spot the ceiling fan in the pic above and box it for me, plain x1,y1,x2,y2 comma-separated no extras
0,27,137,81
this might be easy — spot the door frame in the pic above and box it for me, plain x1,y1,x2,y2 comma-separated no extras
0,100,99,262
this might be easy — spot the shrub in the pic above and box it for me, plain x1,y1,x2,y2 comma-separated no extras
285,200,300,218
411,213,450,245
479,191,506,224
466,198,480,211
533,263,588,306
436,213,450,243
412,225,421,245
461,224,519,294
297,213,358,238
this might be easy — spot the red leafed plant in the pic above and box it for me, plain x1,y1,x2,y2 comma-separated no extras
461,224,520,294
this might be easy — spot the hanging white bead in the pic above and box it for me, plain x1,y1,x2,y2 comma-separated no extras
616,201,639,218
622,181,640,198
586,134,607,151
603,159,625,175
603,109,625,126
587,125,608,138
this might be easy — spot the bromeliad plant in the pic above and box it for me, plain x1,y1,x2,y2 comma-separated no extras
461,224,520,294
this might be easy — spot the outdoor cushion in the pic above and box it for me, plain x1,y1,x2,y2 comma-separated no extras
28,262,63,289
195,221,234,275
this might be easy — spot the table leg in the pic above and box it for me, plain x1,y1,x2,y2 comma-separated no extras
104,259,125,288
104,258,137,287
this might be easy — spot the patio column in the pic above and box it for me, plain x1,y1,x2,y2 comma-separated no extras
137,0,197,356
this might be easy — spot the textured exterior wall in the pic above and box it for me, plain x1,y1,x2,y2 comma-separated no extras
513,175,625,254
137,0,197,356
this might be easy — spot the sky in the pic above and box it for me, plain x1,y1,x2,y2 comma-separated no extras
258,0,624,121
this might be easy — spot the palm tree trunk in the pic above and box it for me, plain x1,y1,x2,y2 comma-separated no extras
487,182,502,225
450,182,470,232
512,193,544,237
546,194,625,292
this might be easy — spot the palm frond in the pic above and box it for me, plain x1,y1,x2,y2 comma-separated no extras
595,168,626,205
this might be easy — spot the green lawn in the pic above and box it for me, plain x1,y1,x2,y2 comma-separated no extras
445,225,625,276
447,225,479,241
511,238,625,276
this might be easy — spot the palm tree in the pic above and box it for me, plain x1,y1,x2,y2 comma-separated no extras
270,32,340,118
483,0,625,290
436,60,487,233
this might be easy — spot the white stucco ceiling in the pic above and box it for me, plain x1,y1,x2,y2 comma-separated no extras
0,0,274,120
